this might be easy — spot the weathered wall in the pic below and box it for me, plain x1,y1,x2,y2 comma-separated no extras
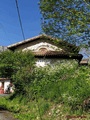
0,80,10,93
22,42,62,51
36,58,77,67
4,80,10,92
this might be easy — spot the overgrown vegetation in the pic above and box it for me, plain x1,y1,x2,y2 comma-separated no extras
0,51,90,120
0,50,35,78
39,0,90,46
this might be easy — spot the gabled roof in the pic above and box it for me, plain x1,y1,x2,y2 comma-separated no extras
8,34,45,49
7,34,79,53
7,34,83,62
34,50,83,61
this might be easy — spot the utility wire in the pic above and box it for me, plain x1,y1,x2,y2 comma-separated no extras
15,0,25,40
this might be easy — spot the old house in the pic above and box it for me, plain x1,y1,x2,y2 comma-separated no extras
7,34,83,67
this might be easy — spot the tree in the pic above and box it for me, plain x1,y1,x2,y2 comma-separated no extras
39,0,90,45
0,50,35,95
0,50,15,77
0,50,35,78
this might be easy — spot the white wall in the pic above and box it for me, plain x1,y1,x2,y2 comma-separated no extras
4,80,10,93
0,80,10,93
36,58,66,67
36,59,51,67
36,59,78,67
0,82,2,87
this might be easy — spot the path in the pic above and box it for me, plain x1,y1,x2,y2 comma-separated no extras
0,110,18,120
0,94,18,120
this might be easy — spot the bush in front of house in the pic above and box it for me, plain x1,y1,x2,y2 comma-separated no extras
0,50,35,97
0,58,90,120
0,50,35,78
30,63,90,110
13,60,90,113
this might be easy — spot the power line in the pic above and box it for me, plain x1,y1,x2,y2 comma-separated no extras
15,0,25,40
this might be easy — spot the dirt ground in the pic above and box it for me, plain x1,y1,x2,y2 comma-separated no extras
0,110,18,120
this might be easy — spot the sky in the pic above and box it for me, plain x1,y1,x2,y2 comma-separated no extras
0,0,41,46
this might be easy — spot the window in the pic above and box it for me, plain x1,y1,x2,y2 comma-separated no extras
39,48,48,52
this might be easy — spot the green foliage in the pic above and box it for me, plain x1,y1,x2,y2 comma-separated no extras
13,51,35,69
0,50,35,95
39,0,90,45
31,62,90,107
12,60,90,112
0,51,15,77
13,67,35,96
0,61,90,120
0,48,90,120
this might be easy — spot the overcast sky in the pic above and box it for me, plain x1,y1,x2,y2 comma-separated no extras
0,0,41,46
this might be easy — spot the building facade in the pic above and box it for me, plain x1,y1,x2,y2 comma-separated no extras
8,34,83,67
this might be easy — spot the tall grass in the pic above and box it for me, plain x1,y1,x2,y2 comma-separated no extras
0,60,90,120
31,61,90,110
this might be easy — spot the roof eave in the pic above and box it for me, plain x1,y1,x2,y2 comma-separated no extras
35,53,83,61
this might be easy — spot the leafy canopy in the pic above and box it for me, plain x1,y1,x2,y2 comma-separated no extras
39,0,90,45
0,50,35,78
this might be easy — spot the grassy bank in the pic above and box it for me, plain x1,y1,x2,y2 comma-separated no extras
0,61,90,120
